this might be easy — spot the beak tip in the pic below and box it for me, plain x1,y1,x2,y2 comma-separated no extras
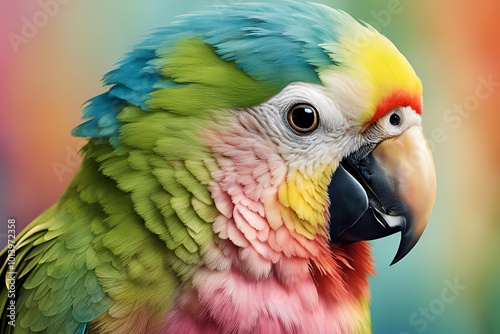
390,254,404,266
390,248,409,266
390,229,423,266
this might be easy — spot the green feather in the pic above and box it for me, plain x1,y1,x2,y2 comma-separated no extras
150,39,281,113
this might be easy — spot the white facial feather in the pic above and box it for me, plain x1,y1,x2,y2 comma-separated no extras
233,82,422,175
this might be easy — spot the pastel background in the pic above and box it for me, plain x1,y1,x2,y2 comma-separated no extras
1,0,499,333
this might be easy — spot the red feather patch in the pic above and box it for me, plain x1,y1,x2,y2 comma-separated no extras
369,90,422,124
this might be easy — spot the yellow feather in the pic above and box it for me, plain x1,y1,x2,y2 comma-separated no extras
322,24,422,123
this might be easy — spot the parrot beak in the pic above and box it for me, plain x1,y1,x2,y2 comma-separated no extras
328,125,436,264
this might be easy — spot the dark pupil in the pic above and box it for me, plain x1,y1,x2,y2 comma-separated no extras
390,113,400,126
292,107,315,130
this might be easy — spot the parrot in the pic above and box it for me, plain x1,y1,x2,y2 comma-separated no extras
0,2,436,334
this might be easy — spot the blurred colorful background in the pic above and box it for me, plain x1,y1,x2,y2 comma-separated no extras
1,0,499,333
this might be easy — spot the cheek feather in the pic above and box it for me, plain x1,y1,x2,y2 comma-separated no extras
203,114,339,279
277,166,334,239
204,114,288,280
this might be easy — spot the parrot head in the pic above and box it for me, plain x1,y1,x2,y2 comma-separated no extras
73,2,435,286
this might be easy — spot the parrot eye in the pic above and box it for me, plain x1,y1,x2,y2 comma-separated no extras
389,113,401,126
287,104,319,133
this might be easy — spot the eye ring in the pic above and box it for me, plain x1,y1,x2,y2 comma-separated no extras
389,113,401,126
287,104,319,133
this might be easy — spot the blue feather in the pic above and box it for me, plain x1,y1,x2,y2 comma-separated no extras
77,322,87,334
